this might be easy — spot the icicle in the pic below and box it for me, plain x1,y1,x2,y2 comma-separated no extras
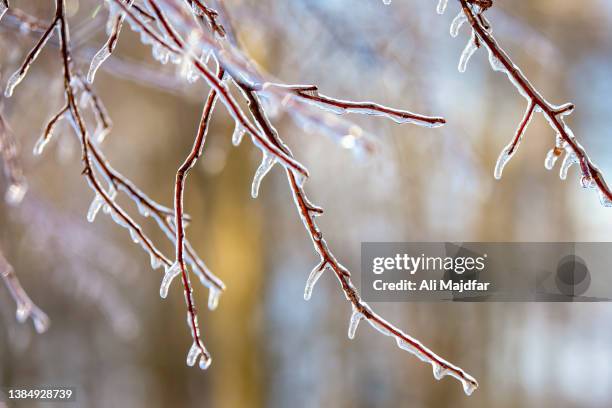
348,306,364,340
598,190,612,207
436,0,448,14
152,43,170,64
185,340,212,369
462,379,477,396
160,261,181,298
232,124,246,146
207,288,220,310
186,341,200,366
450,12,467,38
15,303,30,323
0,2,7,23
544,148,560,170
304,261,326,300
251,153,277,198
5,183,26,205
559,151,577,180
33,135,50,156
458,31,478,73
494,148,512,180
433,363,447,380
87,193,105,222
180,61,199,83
87,46,111,83
129,228,140,244
32,311,50,333
150,253,163,270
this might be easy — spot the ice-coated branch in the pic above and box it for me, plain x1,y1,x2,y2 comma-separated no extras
262,83,446,127
240,85,478,395
3,0,224,365
208,3,478,394
2,0,481,389
443,0,612,207
0,249,49,333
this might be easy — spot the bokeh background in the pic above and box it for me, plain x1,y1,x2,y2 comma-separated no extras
2,0,612,406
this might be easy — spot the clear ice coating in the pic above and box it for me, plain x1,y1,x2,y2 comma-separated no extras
5,183,26,205
87,193,105,222
87,46,111,83
458,31,478,73
232,124,246,146
251,153,276,198
303,261,326,300
160,261,181,299
347,306,364,339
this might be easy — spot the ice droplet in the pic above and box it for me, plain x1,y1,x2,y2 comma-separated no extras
87,46,111,83
208,288,220,310
232,124,246,146
160,261,181,298
581,175,595,189
87,194,105,222
436,0,448,14
251,153,276,198
5,183,26,205
304,262,326,300
494,148,512,180
348,307,364,339
450,12,467,38
199,355,212,370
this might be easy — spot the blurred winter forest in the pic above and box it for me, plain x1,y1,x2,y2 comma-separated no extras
2,0,612,407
